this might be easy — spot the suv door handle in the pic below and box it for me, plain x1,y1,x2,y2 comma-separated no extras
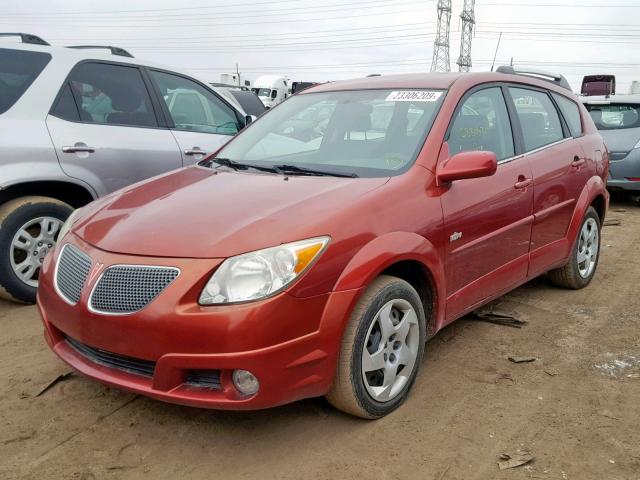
62,144,95,153
514,176,532,189
571,156,585,167
184,148,206,156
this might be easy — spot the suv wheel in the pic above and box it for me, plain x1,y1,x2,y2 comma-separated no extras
548,206,601,289
0,196,72,303
326,275,426,419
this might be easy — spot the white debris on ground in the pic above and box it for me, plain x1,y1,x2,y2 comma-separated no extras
594,353,640,378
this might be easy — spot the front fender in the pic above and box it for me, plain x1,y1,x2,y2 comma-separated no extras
332,231,446,330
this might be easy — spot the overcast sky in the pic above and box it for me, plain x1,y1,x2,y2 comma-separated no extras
2,0,639,91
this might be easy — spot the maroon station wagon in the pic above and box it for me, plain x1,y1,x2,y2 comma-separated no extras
37,68,609,418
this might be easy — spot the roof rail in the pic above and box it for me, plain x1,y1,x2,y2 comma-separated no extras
67,45,133,58
496,65,572,91
0,33,49,46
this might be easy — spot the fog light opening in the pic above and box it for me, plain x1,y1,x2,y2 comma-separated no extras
232,369,260,396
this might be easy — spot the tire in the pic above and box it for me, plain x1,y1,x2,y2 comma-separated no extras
0,196,73,303
548,206,601,289
326,275,426,419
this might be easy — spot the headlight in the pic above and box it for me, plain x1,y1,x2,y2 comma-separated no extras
57,208,83,241
199,236,330,305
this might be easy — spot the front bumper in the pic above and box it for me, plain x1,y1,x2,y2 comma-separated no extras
37,235,362,410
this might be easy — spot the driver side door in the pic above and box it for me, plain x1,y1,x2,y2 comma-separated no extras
147,70,242,164
440,85,534,321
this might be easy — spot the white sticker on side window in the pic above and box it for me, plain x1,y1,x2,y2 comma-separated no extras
385,91,443,102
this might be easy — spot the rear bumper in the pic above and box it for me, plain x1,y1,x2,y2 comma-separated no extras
608,149,640,191
37,236,363,410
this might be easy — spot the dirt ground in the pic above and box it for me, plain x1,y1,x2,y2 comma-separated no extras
1,199,639,480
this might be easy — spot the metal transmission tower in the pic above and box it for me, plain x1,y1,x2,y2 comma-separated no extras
430,0,452,72
456,0,476,72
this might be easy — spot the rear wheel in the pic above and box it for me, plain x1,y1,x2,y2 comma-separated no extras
0,196,72,303
326,275,426,419
548,206,601,289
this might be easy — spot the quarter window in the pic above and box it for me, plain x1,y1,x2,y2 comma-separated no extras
150,71,239,135
56,62,158,128
448,87,515,161
509,87,563,151
552,93,583,137
0,48,51,115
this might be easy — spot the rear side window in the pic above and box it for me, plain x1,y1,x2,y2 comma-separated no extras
0,48,51,114
53,62,158,128
509,88,564,152
552,93,583,137
584,103,640,130
448,87,515,161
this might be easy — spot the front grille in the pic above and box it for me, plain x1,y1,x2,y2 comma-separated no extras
66,336,156,377
56,244,92,304
89,265,179,314
610,151,630,161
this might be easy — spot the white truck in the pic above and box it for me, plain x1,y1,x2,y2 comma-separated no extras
252,75,289,108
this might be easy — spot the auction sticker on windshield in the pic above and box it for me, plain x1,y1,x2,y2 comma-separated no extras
385,91,443,102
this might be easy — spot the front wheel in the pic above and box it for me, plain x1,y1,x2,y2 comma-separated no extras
0,196,72,303
548,206,601,289
326,275,426,419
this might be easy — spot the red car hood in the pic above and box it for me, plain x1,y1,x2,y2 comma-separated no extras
75,167,388,258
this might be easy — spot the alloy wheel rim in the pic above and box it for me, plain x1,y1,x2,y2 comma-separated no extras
9,216,63,287
577,218,599,278
361,299,420,402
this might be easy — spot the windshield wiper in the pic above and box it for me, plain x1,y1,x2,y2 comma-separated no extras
272,164,358,178
201,157,278,174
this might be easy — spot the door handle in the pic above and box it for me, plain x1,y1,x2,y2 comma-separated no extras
184,148,206,156
514,176,532,189
571,156,585,167
62,145,95,153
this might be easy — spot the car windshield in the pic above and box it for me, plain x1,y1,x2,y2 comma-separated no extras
212,89,446,178
585,103,640,130
253,88,272,97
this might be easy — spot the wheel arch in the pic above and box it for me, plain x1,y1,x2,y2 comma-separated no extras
567,176,608,247
332,232,446,335
0,180,96,209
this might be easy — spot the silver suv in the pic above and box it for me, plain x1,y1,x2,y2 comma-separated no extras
0,33,251,303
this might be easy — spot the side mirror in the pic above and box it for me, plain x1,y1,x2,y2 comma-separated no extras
437,150,498,184
243,115,257,128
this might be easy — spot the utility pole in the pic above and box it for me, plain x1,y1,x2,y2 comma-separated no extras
490,32,502,72
430,0,452,72
235,63,241,87
456,0,476,72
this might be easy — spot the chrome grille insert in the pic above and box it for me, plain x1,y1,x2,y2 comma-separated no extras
89,265,179,314
55,244,92,304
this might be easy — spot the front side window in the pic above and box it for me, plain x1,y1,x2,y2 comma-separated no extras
54,62,158,128
509,87,563,151
151,70,239,135
584,103,640,130
552,93,583,137
213,89,446,177
448,87,515,161
0,48,51,115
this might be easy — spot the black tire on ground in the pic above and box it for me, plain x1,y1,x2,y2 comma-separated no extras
0,196,73,303
326,275,426,419
548,206,601,289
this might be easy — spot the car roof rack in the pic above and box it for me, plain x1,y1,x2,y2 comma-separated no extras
66,45,133,58
496,65,572,91
0,32,49,46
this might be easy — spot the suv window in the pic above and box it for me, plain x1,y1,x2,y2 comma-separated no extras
448,87,515,161
150,71,239,135
509,87,563,151
552,93,583,137
53,62,158,128
0,48,51,115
